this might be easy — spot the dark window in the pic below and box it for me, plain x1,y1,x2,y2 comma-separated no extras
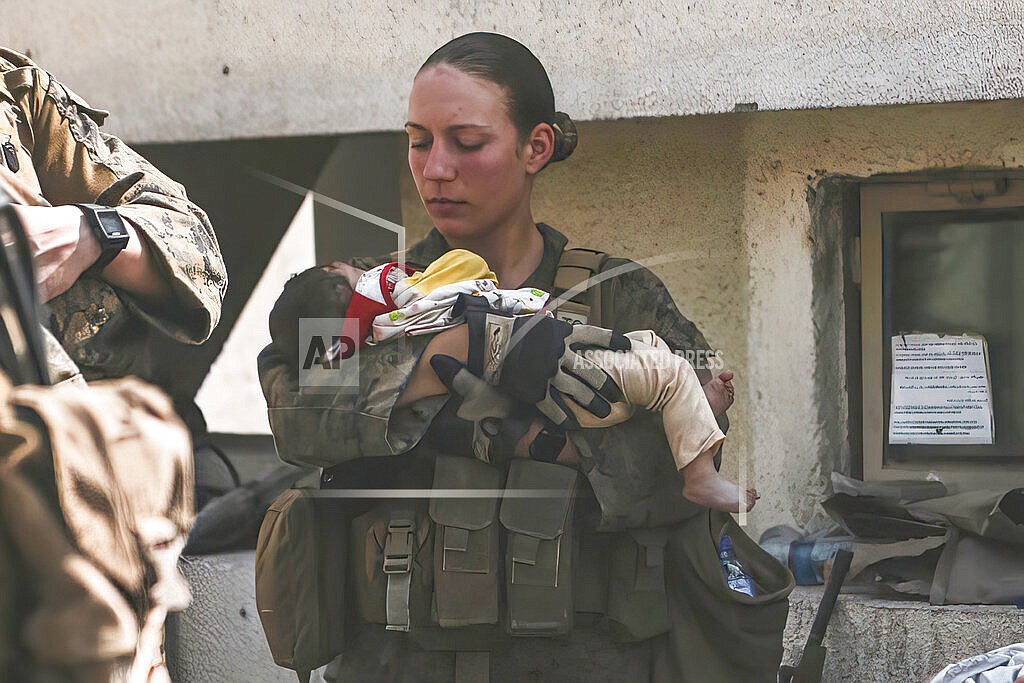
860,177,1024,488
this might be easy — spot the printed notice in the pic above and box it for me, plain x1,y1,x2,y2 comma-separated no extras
889,333,993,445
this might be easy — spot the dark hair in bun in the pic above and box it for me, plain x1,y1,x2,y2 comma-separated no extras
420,32,577,164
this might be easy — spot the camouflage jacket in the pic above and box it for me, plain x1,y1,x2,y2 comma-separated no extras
334,223,723,528
0,48,226,385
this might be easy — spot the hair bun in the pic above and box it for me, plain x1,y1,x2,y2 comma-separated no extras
550,112,578,163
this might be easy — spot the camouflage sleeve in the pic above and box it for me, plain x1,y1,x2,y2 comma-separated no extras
603,258,714,384
570,257,729,528
17,65,226,344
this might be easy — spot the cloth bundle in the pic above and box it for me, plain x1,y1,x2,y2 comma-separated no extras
349,249,549,344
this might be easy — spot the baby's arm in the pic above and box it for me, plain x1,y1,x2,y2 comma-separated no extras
395,325,470,406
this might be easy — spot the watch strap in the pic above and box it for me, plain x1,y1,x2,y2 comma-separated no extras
76,203,129,275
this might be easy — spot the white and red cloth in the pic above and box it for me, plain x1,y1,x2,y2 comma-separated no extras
345,249,551,345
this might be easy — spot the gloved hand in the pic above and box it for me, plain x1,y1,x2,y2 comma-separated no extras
499,315,632,428
431,353,521,463
429,354,516,421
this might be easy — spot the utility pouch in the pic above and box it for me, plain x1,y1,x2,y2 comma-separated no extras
606,528,671,641
429,455,502,627
499,459,578,636
350,502,433,632
573,525,611,616
255,489,349,681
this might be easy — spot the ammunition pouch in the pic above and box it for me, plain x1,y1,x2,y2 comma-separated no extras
500,458,579,636
606,528,671,641
255,489,349,679
429,455,502,627
350,502,433,632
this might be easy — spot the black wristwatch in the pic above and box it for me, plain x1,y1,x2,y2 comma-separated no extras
76,204,129,275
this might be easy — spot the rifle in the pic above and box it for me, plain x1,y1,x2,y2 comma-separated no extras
0,190,49,386
778,549,854,683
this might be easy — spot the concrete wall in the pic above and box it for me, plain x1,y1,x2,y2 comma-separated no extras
5,1,1021,536
2,1,1022,143
395,97,1024,538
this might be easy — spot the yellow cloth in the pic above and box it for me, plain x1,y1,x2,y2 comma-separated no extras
397,249,496,300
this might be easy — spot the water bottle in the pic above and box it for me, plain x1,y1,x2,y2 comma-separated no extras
719,534,757,597
757,526,855,585
787,538,855,585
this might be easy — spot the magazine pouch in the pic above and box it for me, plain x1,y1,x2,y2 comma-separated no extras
606,527,671,641
350,501,433,632
500,459,578,636
429,455,502,627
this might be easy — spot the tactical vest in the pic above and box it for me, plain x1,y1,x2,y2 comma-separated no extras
257,246,797,682
256,248,684,680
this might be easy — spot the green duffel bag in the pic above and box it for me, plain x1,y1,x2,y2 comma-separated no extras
652,509,795,683
255,489,349,683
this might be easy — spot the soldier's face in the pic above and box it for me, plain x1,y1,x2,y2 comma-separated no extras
406,65,535,243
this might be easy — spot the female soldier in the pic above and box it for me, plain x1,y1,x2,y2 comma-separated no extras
263,31,789,682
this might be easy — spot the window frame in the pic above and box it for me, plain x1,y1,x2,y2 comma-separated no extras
860,177,1024,489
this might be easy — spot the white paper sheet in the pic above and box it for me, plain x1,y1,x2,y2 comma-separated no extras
889,333,994,445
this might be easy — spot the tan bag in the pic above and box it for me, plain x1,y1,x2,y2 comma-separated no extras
0,372,194,682
255,489,349,681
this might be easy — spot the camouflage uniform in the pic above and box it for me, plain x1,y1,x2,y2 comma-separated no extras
0,47,226,387
260,223,790,681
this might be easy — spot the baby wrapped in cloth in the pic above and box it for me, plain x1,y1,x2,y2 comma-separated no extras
271,250,756,513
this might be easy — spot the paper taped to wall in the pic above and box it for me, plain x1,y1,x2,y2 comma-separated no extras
889,333,994,445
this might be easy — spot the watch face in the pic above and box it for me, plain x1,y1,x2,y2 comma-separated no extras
83,206,130,274
95,209,128,240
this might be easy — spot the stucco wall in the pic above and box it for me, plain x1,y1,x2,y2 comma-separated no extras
399,98,1024,538
2,1,1022,142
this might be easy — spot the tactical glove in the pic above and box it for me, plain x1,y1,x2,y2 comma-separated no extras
499,315,632,428
429,353,516,421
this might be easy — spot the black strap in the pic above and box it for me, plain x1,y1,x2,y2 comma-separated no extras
528,425,566,463
453,293,501,377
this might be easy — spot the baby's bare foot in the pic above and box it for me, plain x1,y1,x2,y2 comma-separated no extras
702,370,735,417
683,474,759,513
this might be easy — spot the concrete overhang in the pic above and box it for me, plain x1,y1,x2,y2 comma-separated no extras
2,0,1022,144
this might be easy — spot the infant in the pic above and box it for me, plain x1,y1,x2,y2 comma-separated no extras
270,254,757,513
